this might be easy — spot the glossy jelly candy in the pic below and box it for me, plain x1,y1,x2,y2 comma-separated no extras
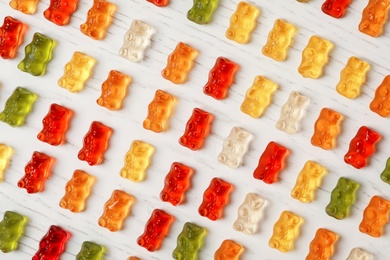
291,161,327,203
9,0,39,14
120,140,154,182
276,91,309,134
143,89,175,133
147,0,168,7
214,239,244,260
33,225,70,260
370,75,390,117
306,228,338,260
98,189,134,232
203,57,239,100
233,193,267,235
346,247,373,260
97,70,131,110
187,0,220,24
218,126,253,168
325,177,359,219
58,51,96,93
37,103,73,146
336,56,370,99
78,121,112,166
179,108,213,151
44,0,79,26
226,2,260,44
137,209,174,252
359,195,390,237
0,211,27,253
253,141,289,184
59,170,95,213
160,162,194,206
269,211,303,252
119,20,155,62
128,257,139,260
240,76,278,118
76,241,104,260
162,42,198,84
0,87,38,127
198,177,233,221
344,126,381,169
380,157,390,185
311,108,343,150
17,151,54,194
0,16,26,59
80,0,116,40
322,0,352,18
262,19,297,61
172,222,206,260
298,35,333,79
297,0,310,2
359,0,390,37
0,144,13,182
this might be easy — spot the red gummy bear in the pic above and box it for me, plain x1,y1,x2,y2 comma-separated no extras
78,121,112,166
179,108,214,151
137,209,174,252
203,57,239,100
0,16,27,59
44,0,79,26
32,225,70,260
160,162,194,206
344,126,381,169
147,0,169,7
17,151,55,193
198,177,233,221
253,141,289,184
37,103,73,146
321,0,352,18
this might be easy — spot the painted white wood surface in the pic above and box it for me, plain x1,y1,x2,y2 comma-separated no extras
1,0,389,259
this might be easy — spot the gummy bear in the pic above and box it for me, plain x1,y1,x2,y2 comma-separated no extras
297,0,310,2
37,103,73,146
0,16,27,59
172,222,206,260
0,87,38,127
17,151,54,194
97,70,131,110
276,91,309,134
198,177,233,221
240,76,278,118
218,126,253,168
18,32,55,76
203,57,239,100
187,0,220,24
370,75,390,117
33,225,70,260
380,157,390,185
262,19,297,61
120,140,154,182
0,144,13,182
233,193,267,235
253,141,289,184
78,121,112,166
226,2,260,44
214,239,244,260
311,108,343,150
298,35,333,79
346,247,373,260
143,89,175,133
76,241,104,260
291,160,327,203
80,0,116,40
128,257,139,260
162,42,198,84
147,0,168,7
44,0,79,26
344,126,381,169
306,228,338,260
0,211,27,253
59,170,95,213
160,162,194,206
119,20,155,62
137,209,174,252
359,0,390,37
359,195,390,237
98,190,134,232
9,0,39,14
336,56,370,99
322,0,352,18
179,108,214,150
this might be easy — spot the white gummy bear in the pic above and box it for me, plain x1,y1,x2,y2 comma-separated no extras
346,248,373,260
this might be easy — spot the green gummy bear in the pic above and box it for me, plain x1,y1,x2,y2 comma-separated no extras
380,157,390,185
187,0,220,25
76,241,104,260
172,222,206,260
0,211,27,253
0,87,38,127
325,177,360,220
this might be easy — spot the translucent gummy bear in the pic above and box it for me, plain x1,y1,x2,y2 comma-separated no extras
346,247,373,260
269,211,303,252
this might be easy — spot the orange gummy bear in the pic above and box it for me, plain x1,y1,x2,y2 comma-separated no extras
306,228,338,260
97,70,131,110
370,75,390,117
214,239,244,260
311,108,343,150
359,0,390,37
359,195,390,237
